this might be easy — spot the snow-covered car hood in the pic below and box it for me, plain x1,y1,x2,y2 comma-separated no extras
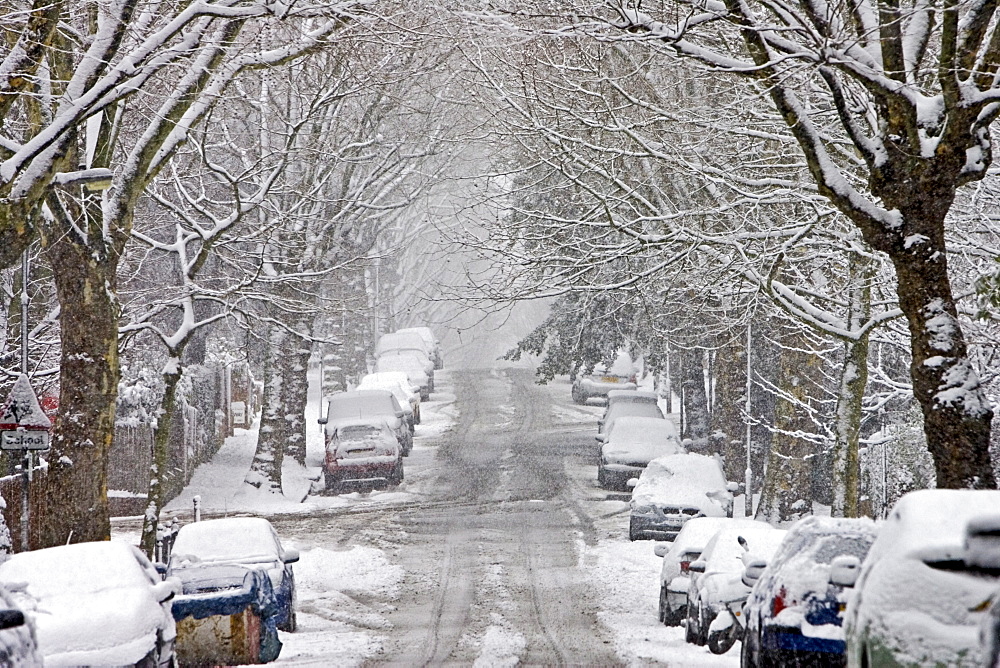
631,453,732,515
13,585,167,667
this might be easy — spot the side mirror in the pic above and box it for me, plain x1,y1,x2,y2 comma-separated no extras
829,555,862,587
627,477,640,489
283,548,300,564
741,558,768,587
396,411,405,419
688,560,706,574
654,544,670,558
152,578,180,603
0,610,24,630
317,416,328,425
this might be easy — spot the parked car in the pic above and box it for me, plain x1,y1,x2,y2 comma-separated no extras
375,332,435,378
171,563,281,665
169,517,299,632
844,489,1000,668
0,540,179,667
374,351,433,400
322,418,404,492
741,516,877,667
358,371,420,431
685,521,786,647
396,326,443,369
599,415,684,490
0,584,42,667
572,352,638,403
597,390,664,441
629,452,735,541
655,516,733,626
320,389,411,454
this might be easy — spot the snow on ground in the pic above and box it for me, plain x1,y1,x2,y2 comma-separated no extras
274,546,404,666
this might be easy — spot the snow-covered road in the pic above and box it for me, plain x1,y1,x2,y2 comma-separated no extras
113,365,738,666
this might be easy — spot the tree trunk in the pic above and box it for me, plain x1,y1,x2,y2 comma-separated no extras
891,211,996,489
830,252,872,517
35,238,118,547
679,347,709,440
755,332,819,523
284,314,312,467
712,333,748,481
246,323,288,494
139,359,182,557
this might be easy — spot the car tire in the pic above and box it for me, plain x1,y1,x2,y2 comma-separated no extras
741,632,755,668
695,603,709,646
324,472,340,494
572,386,585,404
628,516,640,541
389,461,403,486
708,616,739,655
658,585,668,624
598,464,606,488
685,606,699,644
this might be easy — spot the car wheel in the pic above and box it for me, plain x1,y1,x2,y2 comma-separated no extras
684,605,699,644
740,630,755,668
658,585,668,624
628,516,640,541
695,603,709,645
598,464,606,488
414,406,421,424
708,615,739,655
389,461,403,486
324,472,340,494
572,386,585,404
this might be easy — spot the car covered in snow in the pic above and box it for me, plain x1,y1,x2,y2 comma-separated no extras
358,371,421,427
0,583,42,667
395,326,443,370
684,521,786,647
572,352,638,403
741,515,877,668
168,517,299,634
320,389,412,455
0,540,179,667
655,516,733,627
628,453,735,541
322,418,404,492
597,390,663,442
844,489,1000,668
599,416,684,490
374,351,433,401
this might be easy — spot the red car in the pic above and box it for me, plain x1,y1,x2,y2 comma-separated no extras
323,419,403,493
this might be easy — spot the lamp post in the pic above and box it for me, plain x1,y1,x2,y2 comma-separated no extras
744,323,753,518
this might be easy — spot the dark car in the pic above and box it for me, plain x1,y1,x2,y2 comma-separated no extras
322,419,403,492
169,517,299,634
742,516,877,668
320,389,411,455
171,564,282,665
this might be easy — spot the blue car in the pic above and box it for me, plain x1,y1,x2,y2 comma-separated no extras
741,516,877,668
171,563,282,664
168,517,299,635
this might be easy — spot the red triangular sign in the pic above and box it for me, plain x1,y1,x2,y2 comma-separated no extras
0,374,52,430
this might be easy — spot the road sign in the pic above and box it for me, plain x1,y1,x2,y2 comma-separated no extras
0,430,49,450
0,374,51,452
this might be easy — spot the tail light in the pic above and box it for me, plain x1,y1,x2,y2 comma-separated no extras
629,374,637,384
771,586,788,617
680,560,690,573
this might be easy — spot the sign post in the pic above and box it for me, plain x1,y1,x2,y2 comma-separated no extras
0,373,52,551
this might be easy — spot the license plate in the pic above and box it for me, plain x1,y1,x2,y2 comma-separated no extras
602,376,620,383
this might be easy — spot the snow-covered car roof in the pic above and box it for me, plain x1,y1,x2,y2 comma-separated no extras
360,371,418,394
357,376,416,409
395,327,438,348
325,390,403,423
0,541,172,667
668,516,736,556
631,453,731,514
700,521,787,575
170,517,283,568
374,353,430,381
603,416,683,462
376,331,429,356
607,389,657,404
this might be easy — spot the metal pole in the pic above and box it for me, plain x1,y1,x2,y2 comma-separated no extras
20,249,28,551
744,323,753,519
